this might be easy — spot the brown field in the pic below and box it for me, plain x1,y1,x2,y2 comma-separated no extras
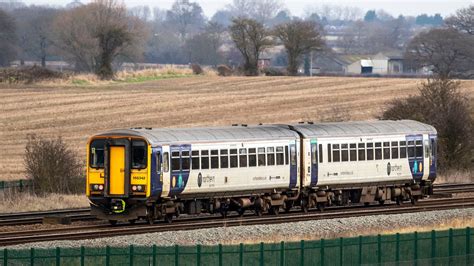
1,76,473,181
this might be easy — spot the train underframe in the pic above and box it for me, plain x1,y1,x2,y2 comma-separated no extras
90,180,434,225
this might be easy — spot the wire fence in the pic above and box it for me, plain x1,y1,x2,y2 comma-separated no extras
0,179,33,194
2,227,473,265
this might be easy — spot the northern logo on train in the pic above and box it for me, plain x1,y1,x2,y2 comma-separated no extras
197,172,202,187
387,162,391,176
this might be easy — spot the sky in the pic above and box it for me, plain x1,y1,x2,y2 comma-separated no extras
19,0,474,18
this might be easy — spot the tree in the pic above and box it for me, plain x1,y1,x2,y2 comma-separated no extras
230,18,273,76
381,78,473,170
184,22,225,66
364,10,377,22
226,0,284,24
405,28,473,78
274,20,324,75
0,9,17,67
446,5,474,35
166,0,205,41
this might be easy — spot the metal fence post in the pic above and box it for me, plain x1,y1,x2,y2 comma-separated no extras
395,233,400,266
197,244,201,266
31,248,35,266
152,245,157,266
414,231,418,266
19,179,23,192
300,240,305,266
56,247,61,266
80,246,85,266
339,238,343,266
377,234,382,265
358,236,362,265
3,249,7,266
106,246,110,266
130,245,134,266
431,230,436,266
219,244,223,266
320,239,325,266
467,227,472,266
449,228,453,265
280,241,285,266
239,243,243,266
259,242,264,266
175,245,179,266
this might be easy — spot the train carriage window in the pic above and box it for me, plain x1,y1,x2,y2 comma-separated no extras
358,143,365,161
211,150,219,169
332,144,340,162
201,150,209,169
163,152,169,172
391,142,399,159
319,144,323,163
239,148,248,167
290,145,297,166
383,142,390,160
285,146,289,165
191,151,200,170
416,140,423,158
276,146,284,165
424,140,430,159
350,144,357,162
132,140,147,169
375,142,382,160
230,149,238,168
407,141,415,158
90,139,105,168
258,148,266,166
367,143,374,160
220,149,229,168
400,141,407,159
311,144,317,164
341,144,348,162
181,151,190,171
267,147,275,166
248,148,257,167
171,151,180,171
156,151,161,173
327,144,332,163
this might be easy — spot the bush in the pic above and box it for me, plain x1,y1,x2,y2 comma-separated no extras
381,78,473,170
24,134,84,195
263,67,286,76
217,65,233,76
190,63,203,75
0,66,66,84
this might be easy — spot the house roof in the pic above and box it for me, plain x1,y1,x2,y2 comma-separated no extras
373,51,404,60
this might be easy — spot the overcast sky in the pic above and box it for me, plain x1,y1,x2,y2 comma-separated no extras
20,0,473,17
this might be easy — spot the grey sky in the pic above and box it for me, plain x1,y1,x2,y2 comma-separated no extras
20,0,473,17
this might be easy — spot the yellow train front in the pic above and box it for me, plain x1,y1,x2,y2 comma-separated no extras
86,130,156,225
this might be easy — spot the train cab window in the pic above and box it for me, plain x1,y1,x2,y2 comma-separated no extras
391,142,399,159
375,142,382,160
290,146,297,166
311,144,317,164
211,150,219,169
90,139,105,168
220,149,229,168
407,141,415,158
285,146,289,165
367,143,374,160
383,142,390,160
415,140,423,158
327,144,332,162
201,150,210,169
171,151,180,171
163,152,169,172
230,149,238,168
400,141,407,158
132,140,147,169
239,148,247,167
358,143,365,161
341,144,348,162
182,151,190,171
258,148,266,166
350,144,357,162
276,147,284,165
319,144,323,163
248,148,257,167
267,147,275,166
332,144,340,162
191,151,200,170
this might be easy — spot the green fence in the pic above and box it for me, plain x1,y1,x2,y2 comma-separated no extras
0,180,32,192
2,227,473,265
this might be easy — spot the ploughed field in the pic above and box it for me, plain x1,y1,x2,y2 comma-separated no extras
1,76,473,181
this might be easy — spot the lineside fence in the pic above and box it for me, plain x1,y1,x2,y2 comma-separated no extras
2,227,473,265
0,180,32,195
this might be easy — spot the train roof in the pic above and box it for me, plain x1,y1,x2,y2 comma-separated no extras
290,120,436,138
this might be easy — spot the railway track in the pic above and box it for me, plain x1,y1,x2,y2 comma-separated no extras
433,183,474,194
1,196,473,246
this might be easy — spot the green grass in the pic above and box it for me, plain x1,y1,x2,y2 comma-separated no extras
120,73,194,83
71,79,90,85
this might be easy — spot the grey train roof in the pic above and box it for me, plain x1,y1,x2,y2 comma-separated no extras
291,120,436,138
96,120,436,145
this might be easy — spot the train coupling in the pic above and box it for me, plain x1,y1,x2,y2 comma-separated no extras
110,199,126,213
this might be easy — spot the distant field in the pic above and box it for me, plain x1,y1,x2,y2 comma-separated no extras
1,76,473,181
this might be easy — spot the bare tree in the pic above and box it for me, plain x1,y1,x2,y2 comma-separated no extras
166,0,205,41
184,22,226,66
0,9,16,67
445,5,474,35
274,20,324,75
230,17,273,76
226,0,284,24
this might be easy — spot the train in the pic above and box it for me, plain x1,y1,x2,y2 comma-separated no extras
86,120,437,225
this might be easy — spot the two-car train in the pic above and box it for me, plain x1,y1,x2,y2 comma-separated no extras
86,120,437,224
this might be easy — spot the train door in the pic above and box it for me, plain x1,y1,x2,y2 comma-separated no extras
151,147,163,197
406,135,423,181
289,142,298,188
161,146,170,198
104,139,131,197
310,140,318,187
170,145,191,196
423,135,431,180
428,135,437,179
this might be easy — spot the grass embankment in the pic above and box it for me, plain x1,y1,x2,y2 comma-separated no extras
0,193,89,213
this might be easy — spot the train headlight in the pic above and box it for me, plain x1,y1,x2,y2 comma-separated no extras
93,184,99,190
132,185,137,191
98,185,104,191
137,185,143,191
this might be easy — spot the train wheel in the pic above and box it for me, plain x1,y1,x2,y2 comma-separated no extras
147,217,154,225
237,208,245,217
129,219,136,225
269,206,280,215
411,197,418,205
379,200,385,206
317,203,325,212
220,209,228,218
109,220,117,226
301,199,309,213
165,214,173,223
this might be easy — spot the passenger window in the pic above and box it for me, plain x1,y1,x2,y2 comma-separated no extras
163,152,169,172
276,146,284,165
383,142,390,160
182,151,190,171
408,141,415,158
424,140,430,158
367,143,374,160
211,149,219,169
290,146,297,166
156,151,161,173
416,140,423,158
319,144,323,163
230,149,238,168
375,142,382,160
132,140,147,169
285,146,289,165
391,142,399,159
332,144,340,162
327,144,332,162
201,150,209,169
341,144,348,162
220,149,229,168
249,148,257,167
258,147,266,166
311,144,317,164
350,144,357,162
267,147,275,166
90,139,105,168
239,148,247,167
358,143,365,161
191,151,200,170
400,141,407,159
171,151,180,171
